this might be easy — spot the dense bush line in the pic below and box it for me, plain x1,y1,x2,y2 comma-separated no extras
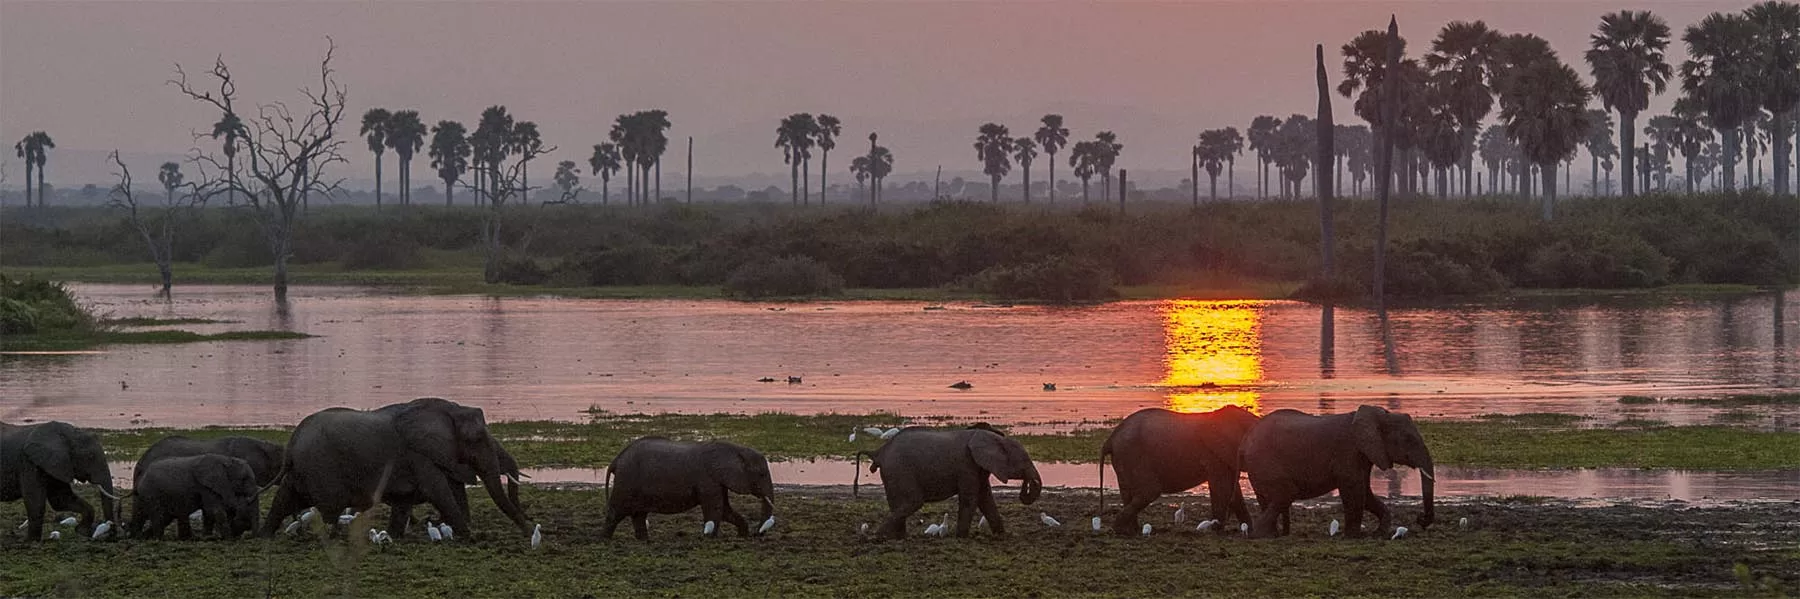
0,275,95,335
3,193,1795,300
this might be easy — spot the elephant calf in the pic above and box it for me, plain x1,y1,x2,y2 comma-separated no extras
1241,405,1435,538
602,437,775,541
135,435,283,537
1101,405,1259,535
857,424,1042,540
129,454,262,540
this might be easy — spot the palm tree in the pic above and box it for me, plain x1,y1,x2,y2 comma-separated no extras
28,132,52,207
1497,43,1593,218
13,137,31,207
1586,10,1673,198
473,106,515,203
610,115,637,206
1220,127,1245,198
13,132,53,207
1013,137,1038,202
1034,115,1070,203
869,144,894,204
210,113,244,205
1671,97,1716,193
974,123,1015,203
1645,114,1683,191
588,143,622,205
428,120,470,206
1069,141,1098,203
776,114,815,205
1247,116,1282,198
1583,109,1618,195
1426,21,1501,199
511,121,543,204
360,108,391,207
386,110,427,206
1339,29,1412,197
815,114,841,203
1195,128,1234,202
1747,1,1800,196
552,160,580,203
158,162,184,204
634,110,671,204
1682,11,1762,192
849,155,872,205
1094,131,1122,203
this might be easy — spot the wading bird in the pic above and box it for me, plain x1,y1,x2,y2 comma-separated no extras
704,521,717,535
438,523,454,540
531,524,543,549
880,428,900,440
1458,517,1469,528
427,524,443,541
1173,505,1186,524
1141,523,1152,536
1040,513,1061,527
1091,517,1102,532
91,521,111,540
759,517,776,534
59,517,77,527
1392,526,1409,539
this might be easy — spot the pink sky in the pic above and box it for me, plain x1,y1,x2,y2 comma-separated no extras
0,1,1746,187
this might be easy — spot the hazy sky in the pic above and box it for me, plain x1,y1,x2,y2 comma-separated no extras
0,0,1749,188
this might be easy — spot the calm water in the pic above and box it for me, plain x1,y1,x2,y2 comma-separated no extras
2,285,1795,429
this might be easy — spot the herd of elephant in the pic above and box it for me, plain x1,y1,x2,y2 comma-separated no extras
2,397,1434,546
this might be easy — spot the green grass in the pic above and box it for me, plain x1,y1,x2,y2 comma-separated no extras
100,317,237,327
1,330,313,352
2,488,1796,597
87,411,1800,471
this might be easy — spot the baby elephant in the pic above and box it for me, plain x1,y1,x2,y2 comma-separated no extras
602,437,774,541
857,424,1042,539
129,454,262,540
135,435,282,537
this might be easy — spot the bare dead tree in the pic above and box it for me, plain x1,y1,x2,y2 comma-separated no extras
107,151,218,296
170,40,348,301
461,136,555,283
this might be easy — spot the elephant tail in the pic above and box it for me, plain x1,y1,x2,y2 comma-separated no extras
851,450,878,499
1098,435,1114,513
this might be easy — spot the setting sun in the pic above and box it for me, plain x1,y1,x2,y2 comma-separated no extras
1159,300,1266,414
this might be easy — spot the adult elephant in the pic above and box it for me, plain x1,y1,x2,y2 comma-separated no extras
1241,406,1435,538
855,424,1042,539
0,421,119,541
1100,405,1260,535
601,437,775,540
384,439,525,538
260,398,532,539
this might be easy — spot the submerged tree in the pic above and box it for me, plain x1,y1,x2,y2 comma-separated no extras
109,152,213,296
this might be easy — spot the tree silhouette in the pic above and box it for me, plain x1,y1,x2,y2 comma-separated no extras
1682,11,1761,192
473,106,515,206
776,114,815,205
1497,34,1593,217
1586,10,1673,198
849,155,871,204
210,113,244,205
1247,116,1282,198
360,108,391,207
109,152,213,296
1194,129,1235,202
1069,141,1098,203
1426,21,1501,199
13,132,53,207
386,110,427,206
1746,1,1799,196
428,120,470,206
552,160,580,203
1582,108,1618,195
868,144,893,204
588,142,622,205
815,114,841,204
1013,137,1038,202
1034,114,1070,204
974,123,1015,203
1093,131,1122,203
511,121,543,204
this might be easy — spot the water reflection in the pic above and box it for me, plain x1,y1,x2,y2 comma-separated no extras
1160,300,1263,414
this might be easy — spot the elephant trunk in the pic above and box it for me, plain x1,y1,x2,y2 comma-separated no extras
1418,460,1436,529
1019,466,1043,506
479,471,533,535
97,479,118,525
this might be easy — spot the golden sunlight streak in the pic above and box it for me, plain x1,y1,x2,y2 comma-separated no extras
1160,300,1265,414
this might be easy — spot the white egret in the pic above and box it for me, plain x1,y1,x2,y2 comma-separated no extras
923,523,942,536
1090,517,1102,532
1239,523,1249,534
859,523,870,535
338,514,355,526
1391,526,1409,540
283,521,302,535
1039,513,1061,527
92,521,112,540
48,531,60,540
59,516,78,527
848,429,857,443
1329,519,1341,536
1197,519,1218,532
863,427,884,437
299,509,316,526
190,510,205,523
438,523,454,540
977,516,988,530
881,428,901,440
1141,523,1152,537
426,524,443,542
530,524,543,549
374,531,392,545
368,528,381,542
703,521,717,536
1458,517,1469,529
758,517,775,534
1173,505,1186,524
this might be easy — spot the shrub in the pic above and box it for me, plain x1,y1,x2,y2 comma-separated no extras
723,256,843,298
339,236,424,270
0,275,95,333
1520,232,1670,289
0,297,38,335
557,246,682,286
491,256,549,285
965,256,1117,302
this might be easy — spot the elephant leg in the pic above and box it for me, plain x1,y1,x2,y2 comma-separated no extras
1340,488,1368,538
1115,490,1158,536
201,496,229,539
144,513,171,540
954,492,977,538
974,485,1005,535
451,485,471,520
176,512,195,540
1250,493,1290,539
697,487,726,537
45,484,95,534
415,475,471,537
630,512,650,541
1217,471,1252,527
880,498,924,540
1365,493,1392,533
260,482,307,537
387,504,413,538
719,496,750,537
19,474,48,540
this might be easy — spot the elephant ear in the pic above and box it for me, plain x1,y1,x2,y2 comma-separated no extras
22,426,77,483
197,457,240,504
706,444,756,494
1199,407,1259,471
395,402,461,472
1352,405,1394,471
967,431,1015,483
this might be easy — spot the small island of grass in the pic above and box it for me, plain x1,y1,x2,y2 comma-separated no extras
0,275,311,352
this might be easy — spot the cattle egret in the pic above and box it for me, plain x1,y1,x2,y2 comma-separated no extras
284,521,302,535
1040,513,1061,527
368,529,381,542
1392,526,1409,540
1091,517,1102,532
1141,523,1153,536
1173,505,1186,524
759,517,776,534
922,523,940,536
300,509,316,525
703,521,717,536
1458,517,1469,529
881,428,900,440
530,524,543,549
426,524,443,542
1197,520,1214,532
977,516,988,530
190,510,205,523
48,531,60,540
848,429,857,443
374,531,392,545
58,516,77,527
338,514,355,526
438,524,454,540
1239,523,1249,534
1329,519,1342,536
859,523,870,535
92,521,112,540
863,427,884,437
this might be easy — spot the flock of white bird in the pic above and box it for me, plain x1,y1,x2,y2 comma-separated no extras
845,504,1466,540
849,427,902,442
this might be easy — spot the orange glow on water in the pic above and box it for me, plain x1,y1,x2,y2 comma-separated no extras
1160,300,1265,414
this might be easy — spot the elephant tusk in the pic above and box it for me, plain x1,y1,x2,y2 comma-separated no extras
94,486,131,501
1418,469,1434,482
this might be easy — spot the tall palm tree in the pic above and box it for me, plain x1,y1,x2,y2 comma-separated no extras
511,121,543,204
360,108,391,207
588,142,622,205
13,136,32,208
428,120,470,206
1034,114,1070,204
210,113,244,205
1069,141,1098,203
1645,114,1683,191
1247,116,1283,198
1498,44,1593,218
1585,10,1673,198
634,110,671,204
1094,131,1122,203
1682,11,1762,192
868,144,894,204
1013,137,1038,202
849,155,871,205
553,160,580,203
1426,20,1502,199
27,132,52,207
815,114,841,204
974,123,1015,203
386,110,427,206
610,115,637,206
1582,109,1618,195
775,114,814,205
1195,128,1234,202
157,162,184,204
1746,1,1800,196
1221,126,1245,197
1339,29,1412,197
473,106,515,203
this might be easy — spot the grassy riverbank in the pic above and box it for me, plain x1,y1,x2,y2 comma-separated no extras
89,409,1800,471
2,486,1796,597
0,275,311,351
1,329,313,352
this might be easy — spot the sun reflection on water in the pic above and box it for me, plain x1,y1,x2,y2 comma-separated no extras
1160,300,1265,414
